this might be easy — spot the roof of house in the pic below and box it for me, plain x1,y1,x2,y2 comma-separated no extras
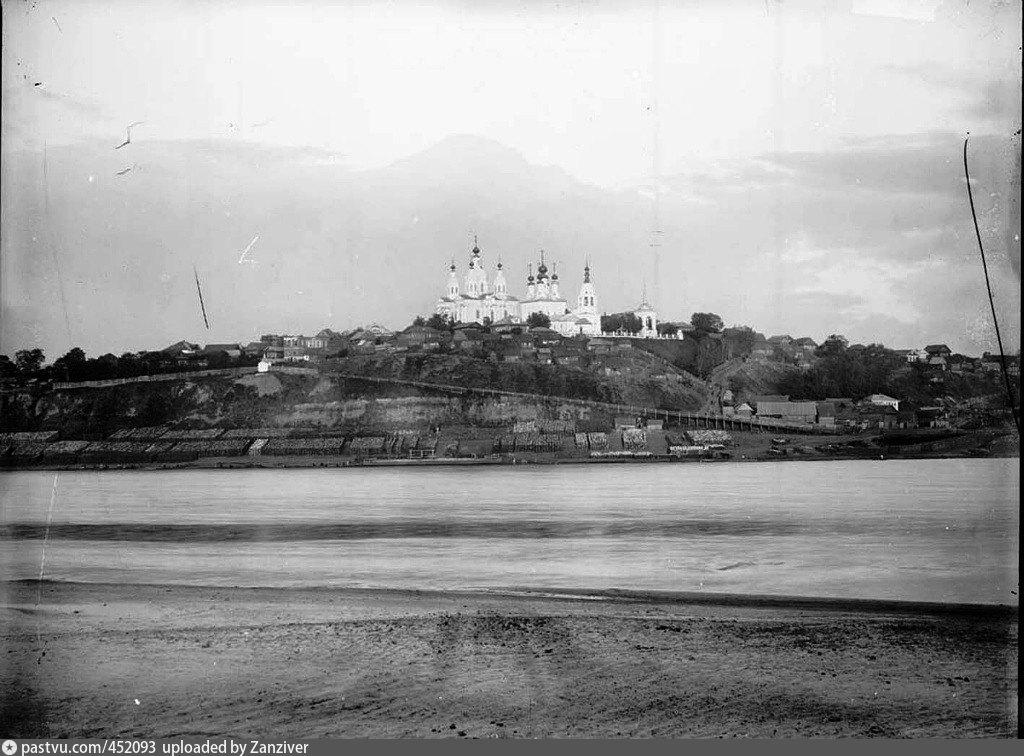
767,335,792,343
756,400,818,417
816,401,838,416
315,328,345,340
858,404,898,416
202,343,242,352
735,402,753,412
865,393,898,403
752,394,790,405
793,337,817,346
924,344,951,353
400,325,443,336
161,340,200,354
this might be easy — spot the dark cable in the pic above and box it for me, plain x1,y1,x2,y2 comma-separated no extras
963,135,1020,434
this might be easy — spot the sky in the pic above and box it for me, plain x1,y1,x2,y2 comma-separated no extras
1,0,1021,358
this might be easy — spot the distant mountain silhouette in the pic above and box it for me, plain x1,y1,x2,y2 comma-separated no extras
2,135,664,356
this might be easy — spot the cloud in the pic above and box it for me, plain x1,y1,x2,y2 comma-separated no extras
652,130,1020,352
886,64,1022,128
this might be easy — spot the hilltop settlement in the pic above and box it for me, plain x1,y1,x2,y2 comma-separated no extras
1,242,1019,468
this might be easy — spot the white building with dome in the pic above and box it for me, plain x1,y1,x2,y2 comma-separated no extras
435,240,601,336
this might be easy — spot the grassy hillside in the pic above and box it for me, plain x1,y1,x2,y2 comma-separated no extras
0,351,709,437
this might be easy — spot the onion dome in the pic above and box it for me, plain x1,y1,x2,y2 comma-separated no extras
527,262,535,284
449,259,457,272
584,260,591,283
551,262,559,281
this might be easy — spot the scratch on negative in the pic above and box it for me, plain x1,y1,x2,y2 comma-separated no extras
36,472,60,612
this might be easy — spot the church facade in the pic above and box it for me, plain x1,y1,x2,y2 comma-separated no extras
435,241,602,337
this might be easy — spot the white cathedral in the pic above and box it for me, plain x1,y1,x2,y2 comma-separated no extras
435,240,604,337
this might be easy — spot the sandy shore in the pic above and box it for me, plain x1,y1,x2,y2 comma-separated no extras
1,580,1017,738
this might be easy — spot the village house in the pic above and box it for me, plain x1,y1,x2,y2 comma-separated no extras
864,393,900,411
750,338,773,361
924,344,952,361
755,399,818,424
815,401,838,427
452,329,485,354
856,404,898,430
149,341,204,369
793,337,817,353
529,326,562,347
201,343,244,359
395,325,443,351
916,406,950,428
734,402,754,419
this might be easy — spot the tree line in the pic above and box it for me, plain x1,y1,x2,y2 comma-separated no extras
0,347,258,385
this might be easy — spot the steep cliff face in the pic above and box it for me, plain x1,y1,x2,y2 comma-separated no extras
2,354,708,437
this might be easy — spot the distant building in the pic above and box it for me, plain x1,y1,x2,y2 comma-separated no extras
857,404,898,430
202,343,243,359
435,241,600,336
633,285,658,339
396,325,443,351
864,393,900,411
755,400,818,424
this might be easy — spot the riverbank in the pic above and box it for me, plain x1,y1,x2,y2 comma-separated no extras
0,445,1017,473
1,580,1016,738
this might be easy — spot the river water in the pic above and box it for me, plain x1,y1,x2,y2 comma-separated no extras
0,459,1018,604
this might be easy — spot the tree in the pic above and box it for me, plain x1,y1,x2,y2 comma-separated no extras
601,312,642,334
425,313,453,331
621,312,642,334
526,312,551,329
0,355,16,379
15,348,45,375
412,315,426,327
52,347,87,381
816,334,849,358
690,312,724,334
723,326,759,357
